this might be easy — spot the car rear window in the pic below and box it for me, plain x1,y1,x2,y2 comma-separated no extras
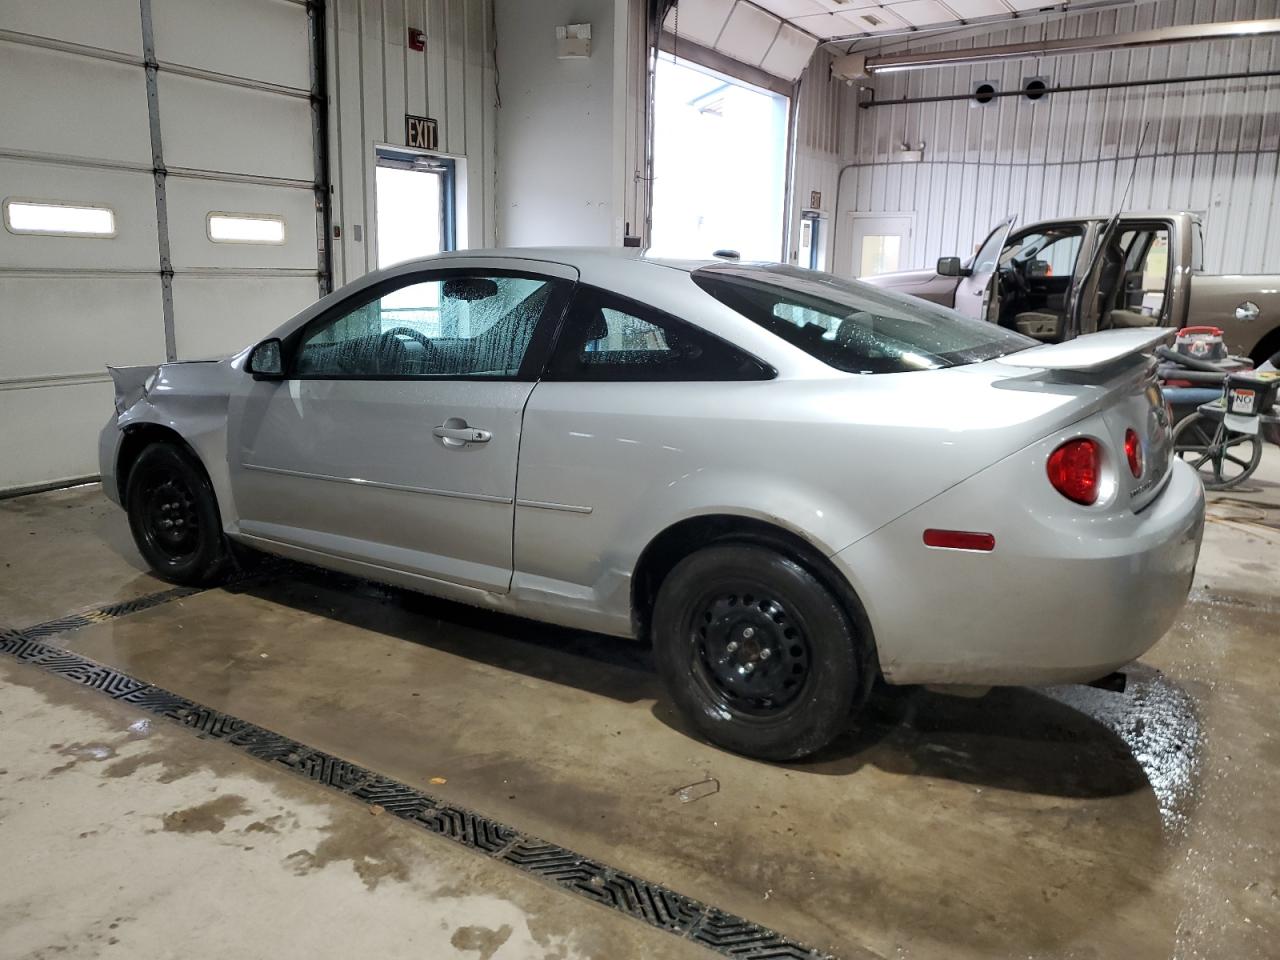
691,263,1035,374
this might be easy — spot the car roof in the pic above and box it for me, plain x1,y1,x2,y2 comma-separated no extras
420,246,718,274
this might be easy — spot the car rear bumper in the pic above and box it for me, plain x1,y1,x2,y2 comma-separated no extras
832,458,1205,686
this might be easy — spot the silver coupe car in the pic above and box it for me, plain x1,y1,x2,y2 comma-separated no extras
101,249,1205,760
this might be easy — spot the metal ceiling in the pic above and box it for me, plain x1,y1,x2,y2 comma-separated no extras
664,0,820,80
666,0,1180,65
752,0,1168,41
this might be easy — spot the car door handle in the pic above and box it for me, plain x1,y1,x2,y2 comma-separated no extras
433,423,491,446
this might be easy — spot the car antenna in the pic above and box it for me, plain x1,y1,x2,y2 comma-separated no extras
1116,121,1151,212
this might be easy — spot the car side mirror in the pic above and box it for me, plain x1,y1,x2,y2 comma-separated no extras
247,338,284,379
937,256,965,277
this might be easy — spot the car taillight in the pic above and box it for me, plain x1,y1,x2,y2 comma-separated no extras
1047,438,1100,505
1124,428,1143,478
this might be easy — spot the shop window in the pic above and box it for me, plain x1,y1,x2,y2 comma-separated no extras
207,212,285,244
3,198,116,237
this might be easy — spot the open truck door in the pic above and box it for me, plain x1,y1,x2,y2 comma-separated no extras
952,215,1016,321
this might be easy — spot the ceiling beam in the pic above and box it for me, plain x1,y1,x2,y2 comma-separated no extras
837,17,1280,76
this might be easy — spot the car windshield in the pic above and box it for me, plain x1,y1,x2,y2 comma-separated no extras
691,263,1035,374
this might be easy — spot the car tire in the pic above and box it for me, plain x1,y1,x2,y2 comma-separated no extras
652,543,867,762
125,442,229,586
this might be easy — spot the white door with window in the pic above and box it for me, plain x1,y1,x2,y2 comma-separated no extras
228,261,576,592
848,215,913,279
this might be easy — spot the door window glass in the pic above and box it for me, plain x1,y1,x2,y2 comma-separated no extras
969,224,1009,274
374,151,454,265
546,287,771,382
859,235,901,277
294,274,561,378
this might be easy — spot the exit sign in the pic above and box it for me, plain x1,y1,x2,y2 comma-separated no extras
406,114,438,150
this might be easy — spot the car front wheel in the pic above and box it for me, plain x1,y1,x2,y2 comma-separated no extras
652,544,868,761
125,442,229,586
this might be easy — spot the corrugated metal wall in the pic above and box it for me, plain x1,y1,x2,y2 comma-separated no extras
839,0,1280,277
790,48,845,269
327,0,496,286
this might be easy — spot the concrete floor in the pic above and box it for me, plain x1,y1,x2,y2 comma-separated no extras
1,451,1278,959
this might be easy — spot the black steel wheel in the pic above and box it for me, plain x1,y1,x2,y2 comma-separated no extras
125,442,228,585
652,544,869,761
1172,411,1262,490
690,591,812,717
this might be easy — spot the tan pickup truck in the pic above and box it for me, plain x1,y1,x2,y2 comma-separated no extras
863,211,1280,366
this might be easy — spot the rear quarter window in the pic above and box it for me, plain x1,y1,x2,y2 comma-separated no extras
692,264,1034,374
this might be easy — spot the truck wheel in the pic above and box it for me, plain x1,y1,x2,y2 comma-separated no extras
125,443,229,586
652,544,867,761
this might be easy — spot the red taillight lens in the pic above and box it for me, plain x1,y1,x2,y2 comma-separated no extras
1047,438,1101,505
1124,428,1143,478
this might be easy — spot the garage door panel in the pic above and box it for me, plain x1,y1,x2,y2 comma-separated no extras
0,380,114,488
0,277,165,381
0,46,152,164
0,0,143,55
2,0,319,494
158,75,314,180
152,0,310,91
166,179,317,270
0,160,158,270
172,277,319,360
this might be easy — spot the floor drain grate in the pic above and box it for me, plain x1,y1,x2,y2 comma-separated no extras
1,586,839,960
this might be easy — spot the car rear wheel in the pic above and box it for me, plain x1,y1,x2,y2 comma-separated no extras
125,442,229,586
652,544,867,761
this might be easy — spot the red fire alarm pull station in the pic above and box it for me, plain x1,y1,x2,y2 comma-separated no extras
408,28,425,51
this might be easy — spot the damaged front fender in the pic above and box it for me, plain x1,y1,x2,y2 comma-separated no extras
107,364,160,415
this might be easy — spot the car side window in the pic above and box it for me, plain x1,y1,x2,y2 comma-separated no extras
544,287,771,382
293,273,562,379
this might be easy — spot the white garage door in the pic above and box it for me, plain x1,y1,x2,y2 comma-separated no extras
0,0,326,493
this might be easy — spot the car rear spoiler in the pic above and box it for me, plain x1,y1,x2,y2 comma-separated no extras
108,364,159,414
997,328,1175,372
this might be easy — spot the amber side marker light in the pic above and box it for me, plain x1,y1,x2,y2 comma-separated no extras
923,529,996,552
